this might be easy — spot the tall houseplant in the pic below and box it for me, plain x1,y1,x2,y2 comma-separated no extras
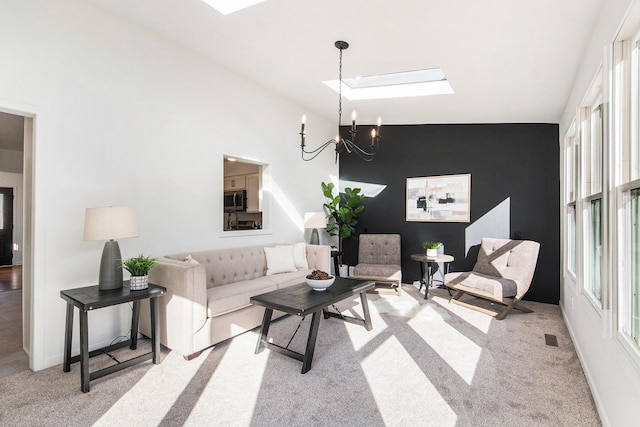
321,182,365,263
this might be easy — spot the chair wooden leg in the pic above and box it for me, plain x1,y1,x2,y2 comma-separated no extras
451,290,465,301
495,297,534,319
450,291,533,320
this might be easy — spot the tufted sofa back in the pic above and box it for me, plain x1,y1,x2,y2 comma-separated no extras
472,238,540,295
358,234,401,265
165,244,330,288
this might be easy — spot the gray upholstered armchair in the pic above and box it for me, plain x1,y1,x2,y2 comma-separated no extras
354,234,402,295
445,238,540,320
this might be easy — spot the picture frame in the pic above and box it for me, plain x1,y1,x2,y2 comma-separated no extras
406,174,471,222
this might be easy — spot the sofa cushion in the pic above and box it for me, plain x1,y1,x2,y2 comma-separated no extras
207,278,278,317
445,271,519,300
264,246,297,275
265,269,311,289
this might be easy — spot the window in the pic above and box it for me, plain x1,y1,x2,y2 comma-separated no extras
222,156,266,234
565,124,578,276
580,79,604,305
619,34,640,348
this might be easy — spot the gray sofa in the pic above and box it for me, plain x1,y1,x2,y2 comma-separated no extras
139,243,331,359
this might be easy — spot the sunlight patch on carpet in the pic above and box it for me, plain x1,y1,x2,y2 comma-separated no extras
409,308,482,385
361,336,457,426
431,294,493,333
369,294,422,317
94,349,213,426
185,332,268,424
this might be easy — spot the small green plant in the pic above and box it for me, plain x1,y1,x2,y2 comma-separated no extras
421,241,443,250
121,254,157,276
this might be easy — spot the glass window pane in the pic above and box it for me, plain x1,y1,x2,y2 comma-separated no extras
591,106,603,194
589,198,602,301
568,203,576,274
631,189,640,343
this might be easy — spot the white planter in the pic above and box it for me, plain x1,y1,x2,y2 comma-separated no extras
130,275,149,290
426,249,438,257
339,265,349,277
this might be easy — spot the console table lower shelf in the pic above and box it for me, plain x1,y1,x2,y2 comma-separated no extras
250,278,375,374
60,282,166,392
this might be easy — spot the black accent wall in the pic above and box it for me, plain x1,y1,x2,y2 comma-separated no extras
339,123,560,304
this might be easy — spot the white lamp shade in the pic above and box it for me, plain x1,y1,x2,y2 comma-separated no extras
304,212,326,229
83,207,139,241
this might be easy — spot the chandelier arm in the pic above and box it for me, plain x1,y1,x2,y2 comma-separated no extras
301,139,339,161
343,138,378,157
342,139,375,161
301,140,336,155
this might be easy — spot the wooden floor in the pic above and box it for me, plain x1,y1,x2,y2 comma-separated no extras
0,265,22,292
0,265,28,378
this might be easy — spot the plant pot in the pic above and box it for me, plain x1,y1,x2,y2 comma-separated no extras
130,275,149,290
339,265,349,277
426,249,438,257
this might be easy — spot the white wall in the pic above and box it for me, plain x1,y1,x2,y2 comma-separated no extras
559,1,640,426
0,171,23,265
0,0,337,370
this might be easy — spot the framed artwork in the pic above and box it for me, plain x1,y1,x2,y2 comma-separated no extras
406,174,471,222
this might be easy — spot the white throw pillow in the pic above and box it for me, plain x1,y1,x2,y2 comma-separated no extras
264,246,297,275
278,243,308,270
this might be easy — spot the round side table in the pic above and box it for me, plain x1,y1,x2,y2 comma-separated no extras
410,253,454,299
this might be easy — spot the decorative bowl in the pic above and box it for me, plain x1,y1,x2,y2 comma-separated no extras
305,276,335,291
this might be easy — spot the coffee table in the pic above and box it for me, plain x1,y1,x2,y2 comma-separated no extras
250,277,375,373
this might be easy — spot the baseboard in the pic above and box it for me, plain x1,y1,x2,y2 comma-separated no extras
560,305,610,427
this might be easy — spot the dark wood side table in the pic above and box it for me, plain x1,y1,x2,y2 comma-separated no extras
60,282,166,392
410,253,454,299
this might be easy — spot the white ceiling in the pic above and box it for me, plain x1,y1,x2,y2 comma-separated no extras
0,0,607,155
88,0,605,126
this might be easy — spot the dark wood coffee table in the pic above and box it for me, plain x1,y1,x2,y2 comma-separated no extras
250,277,375,373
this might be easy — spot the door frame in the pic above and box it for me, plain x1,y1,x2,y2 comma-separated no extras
0,99,38,370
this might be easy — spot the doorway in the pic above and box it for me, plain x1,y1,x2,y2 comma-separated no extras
0,109,31,374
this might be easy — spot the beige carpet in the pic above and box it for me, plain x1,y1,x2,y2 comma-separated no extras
0,285,600,426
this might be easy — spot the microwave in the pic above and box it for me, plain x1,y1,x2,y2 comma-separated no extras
224,190,247,212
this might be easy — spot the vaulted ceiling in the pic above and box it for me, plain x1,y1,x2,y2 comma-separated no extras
90,0,605,125
1,0,607,152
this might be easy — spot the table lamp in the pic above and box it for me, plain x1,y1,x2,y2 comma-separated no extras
83,207,139,291
304,212,326,245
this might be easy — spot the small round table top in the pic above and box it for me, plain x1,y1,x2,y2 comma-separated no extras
410,253,454,263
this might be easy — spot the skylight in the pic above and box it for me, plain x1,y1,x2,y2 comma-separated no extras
323,68,454,100
201,0,266,15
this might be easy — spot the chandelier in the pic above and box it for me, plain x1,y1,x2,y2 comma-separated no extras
300,41,382,162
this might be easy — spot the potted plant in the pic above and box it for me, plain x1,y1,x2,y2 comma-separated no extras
321,182,365,267
121,254,157,290
422,241,443,257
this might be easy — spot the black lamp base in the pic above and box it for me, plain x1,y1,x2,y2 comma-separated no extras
98,240,123,291
310,228,320,245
